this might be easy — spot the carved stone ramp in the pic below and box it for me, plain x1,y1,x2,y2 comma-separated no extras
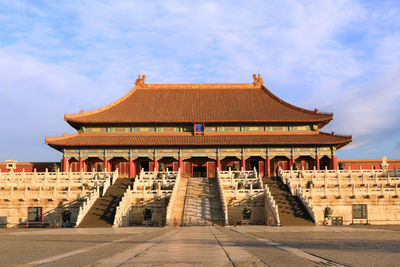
183,177,224,226
78,178,131,228
265,176,314,226
169,177,189,226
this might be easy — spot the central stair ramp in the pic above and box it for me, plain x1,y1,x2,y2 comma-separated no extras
182,177,224,226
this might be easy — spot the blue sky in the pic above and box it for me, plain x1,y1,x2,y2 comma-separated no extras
0,0,399,162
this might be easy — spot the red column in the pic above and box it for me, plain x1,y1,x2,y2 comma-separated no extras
79,157,83,171
179,156,183,175
216,156,221,171
265,156,271,177
129,156,135,178
241,156,246,171
316,155,320,170
332,155,338,170
290,155,295,168
104,157,108,172
62,157,68,172
154,156,158,171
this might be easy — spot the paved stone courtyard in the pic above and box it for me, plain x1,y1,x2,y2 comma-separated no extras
1,226,400,266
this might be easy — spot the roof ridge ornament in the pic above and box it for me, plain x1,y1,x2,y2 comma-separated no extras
252,74,263,86
135,74,146,86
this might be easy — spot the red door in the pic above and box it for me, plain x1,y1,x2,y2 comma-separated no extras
117,162,129,178
297,160,309,170
259,161,264,177
270,157,290,176
207,162,216,178
184,162,191,177
70,162,79,172
173,162,179,172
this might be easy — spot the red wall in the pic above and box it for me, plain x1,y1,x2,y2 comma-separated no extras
0,162,59,172
338,159,400,170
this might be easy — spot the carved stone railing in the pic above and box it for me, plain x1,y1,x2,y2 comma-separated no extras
138,169,177,180
264,183,281,226
279,166,400,196
75,186,100,227
302,183,399,198
165,168,181,226
0,185,87,200
0,168,115,188
296,186,316,223
113,188,133,227
280,166,400,185
216,168,229,226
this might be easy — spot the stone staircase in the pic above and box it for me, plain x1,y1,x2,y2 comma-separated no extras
182,177,224,226
169,177,189,226
265,176,314,226
78,178,131,228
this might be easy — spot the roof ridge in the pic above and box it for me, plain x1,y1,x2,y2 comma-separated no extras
144,83,258,89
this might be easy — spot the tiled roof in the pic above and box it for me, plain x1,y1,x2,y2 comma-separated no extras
46,132,351,149
64,76,333,125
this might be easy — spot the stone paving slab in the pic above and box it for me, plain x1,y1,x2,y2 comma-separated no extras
119,227,233,267
1,226,400,266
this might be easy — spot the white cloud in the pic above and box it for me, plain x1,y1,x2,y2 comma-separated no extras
0,0,399,160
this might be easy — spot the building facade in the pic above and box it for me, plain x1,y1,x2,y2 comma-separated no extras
46,74,352,178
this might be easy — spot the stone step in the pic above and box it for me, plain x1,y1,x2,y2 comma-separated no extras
266,177,314,226
78,178,131,228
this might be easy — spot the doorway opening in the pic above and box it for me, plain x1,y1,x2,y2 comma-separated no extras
250,161,259,172
192,166,207,177
141,161,149,172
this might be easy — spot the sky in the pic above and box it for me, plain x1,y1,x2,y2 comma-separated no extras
0,0,399,162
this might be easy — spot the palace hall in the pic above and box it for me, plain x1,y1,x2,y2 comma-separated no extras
45,74,352,179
